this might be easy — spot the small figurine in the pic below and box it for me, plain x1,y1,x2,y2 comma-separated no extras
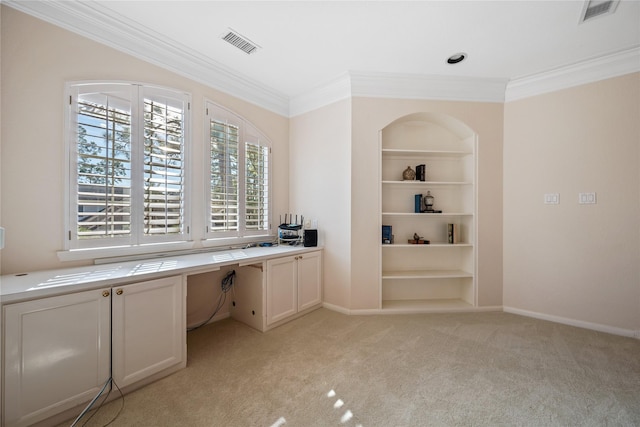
409,232,429,244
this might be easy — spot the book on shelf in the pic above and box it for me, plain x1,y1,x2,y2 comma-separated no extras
382,225,393,244
447,223,459,244
416,164,426,181
414,194,422,213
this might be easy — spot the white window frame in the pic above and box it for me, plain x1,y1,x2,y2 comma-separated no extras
62,81,192,257
203,101,272,246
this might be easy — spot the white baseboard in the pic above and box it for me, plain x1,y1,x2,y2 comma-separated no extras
322,302,503,316
504,306,639,339
323,302,639,340
322,302,354,315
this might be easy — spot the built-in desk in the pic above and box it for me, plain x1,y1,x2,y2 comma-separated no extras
0,245,323,427
0,245,321,303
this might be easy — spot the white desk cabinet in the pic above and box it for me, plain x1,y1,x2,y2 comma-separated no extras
2,276,185,427
266,250,322,326
112,276,185,388
3,288,111,427
296,251,323,312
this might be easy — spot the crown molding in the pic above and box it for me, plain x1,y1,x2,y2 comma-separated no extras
349,71,508,103
505,46,640,102
289,73,352,117
4,0,291,117
5,1,638,116
289,72,508,116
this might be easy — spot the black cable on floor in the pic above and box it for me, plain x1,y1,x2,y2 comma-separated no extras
70,377,124,427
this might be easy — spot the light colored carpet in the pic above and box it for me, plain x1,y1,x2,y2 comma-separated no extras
66,309,640,426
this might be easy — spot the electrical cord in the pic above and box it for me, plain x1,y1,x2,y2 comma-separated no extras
70,377,124,427
187,269,236,332
72,269,237,424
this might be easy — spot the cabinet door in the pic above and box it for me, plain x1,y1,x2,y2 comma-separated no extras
266,256,297,325
3,289,111,427
297,251,323,312
111,276,185,388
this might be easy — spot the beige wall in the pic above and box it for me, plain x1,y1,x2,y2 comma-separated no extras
289,99,352,308
504,73,640,333
0,4,3,271
350,97,504,310
291,97,504,312
2,6,638,335
0,7,289,274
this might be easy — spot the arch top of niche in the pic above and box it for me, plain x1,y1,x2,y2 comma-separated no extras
381,112,476,152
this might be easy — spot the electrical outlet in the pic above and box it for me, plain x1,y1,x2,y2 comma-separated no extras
311,219,318,229
304,219,311,228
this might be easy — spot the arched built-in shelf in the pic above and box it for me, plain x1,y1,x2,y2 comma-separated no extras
379,112,477,312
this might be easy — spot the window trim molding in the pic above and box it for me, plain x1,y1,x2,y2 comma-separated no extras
63,80,192,256
203,100,273,246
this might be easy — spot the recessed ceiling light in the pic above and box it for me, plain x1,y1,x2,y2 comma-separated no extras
447,53,467,65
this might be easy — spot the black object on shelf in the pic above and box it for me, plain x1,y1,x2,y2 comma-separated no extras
304,229,318,247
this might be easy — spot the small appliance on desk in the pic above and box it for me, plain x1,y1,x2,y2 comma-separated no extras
278,213,318,246
303,229,317,247
278,214,303,245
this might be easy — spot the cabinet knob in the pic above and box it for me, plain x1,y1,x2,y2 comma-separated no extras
116,289,123,295
102,290,110,297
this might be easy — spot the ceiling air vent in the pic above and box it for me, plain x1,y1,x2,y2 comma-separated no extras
222,29,259,54
580,0,619,23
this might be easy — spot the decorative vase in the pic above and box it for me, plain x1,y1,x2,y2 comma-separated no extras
402,166,416,181
423,190,434,212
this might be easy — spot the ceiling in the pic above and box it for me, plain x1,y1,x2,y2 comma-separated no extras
7,1,640,115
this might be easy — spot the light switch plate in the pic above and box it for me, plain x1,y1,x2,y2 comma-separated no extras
579,192,597,204
544,193,560,205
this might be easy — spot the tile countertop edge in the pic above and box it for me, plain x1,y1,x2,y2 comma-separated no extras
0,246,322,304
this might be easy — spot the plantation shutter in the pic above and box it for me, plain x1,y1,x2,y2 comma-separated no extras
205,102,271,241
68,83,190,250
141,88,187,239
244,129,269,233
209,116,240,235
74,85,133,245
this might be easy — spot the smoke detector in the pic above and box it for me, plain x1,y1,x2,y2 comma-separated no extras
580,0,620,23
222,29,260,54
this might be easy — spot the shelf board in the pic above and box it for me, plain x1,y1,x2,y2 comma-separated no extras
381,149,472,157
381,212,473,216
382,269,473,279
382,243,473,248
382,180,472,186
381,298,475,313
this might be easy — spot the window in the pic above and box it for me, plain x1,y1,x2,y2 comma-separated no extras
205,102,271,241
66,82,191,251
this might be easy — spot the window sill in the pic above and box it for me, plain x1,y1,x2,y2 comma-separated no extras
201,235,275,249
57,241,196,263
